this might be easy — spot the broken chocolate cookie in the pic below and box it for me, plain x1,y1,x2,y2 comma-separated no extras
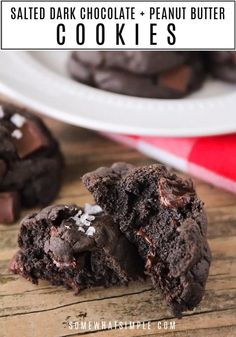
0,104,63,223
10,204,144,290
83,162,211,317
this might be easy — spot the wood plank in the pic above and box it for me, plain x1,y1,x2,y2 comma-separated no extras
1,116,236,337
1,291,235,337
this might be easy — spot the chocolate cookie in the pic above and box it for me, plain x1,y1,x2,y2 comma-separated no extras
70,51,192,75
0,104,63,223
68,53,205,98
206,52,236,83
10,204,144,290
83,163,211,317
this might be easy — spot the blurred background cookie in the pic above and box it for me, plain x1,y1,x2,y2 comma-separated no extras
70,51,192,75
68,51,205,98
206,51,236,83
0,104,64,223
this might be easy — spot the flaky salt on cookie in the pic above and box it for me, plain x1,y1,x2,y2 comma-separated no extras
10,204,144,290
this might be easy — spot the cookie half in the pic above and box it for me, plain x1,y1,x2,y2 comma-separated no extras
83,162,211,316
10,204,144,291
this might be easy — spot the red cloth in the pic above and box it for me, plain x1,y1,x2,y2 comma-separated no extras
104,133,236,193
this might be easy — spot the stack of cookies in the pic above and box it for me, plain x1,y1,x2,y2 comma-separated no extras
69,51,236,98
68,51,206,98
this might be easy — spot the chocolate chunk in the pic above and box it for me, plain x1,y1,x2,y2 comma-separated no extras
13,121,48,159
136,228,152,245
159,65,192,93
83,162,211,317
158,176,194,208
0,159,7,178
10,204,144,290
0,192,20,224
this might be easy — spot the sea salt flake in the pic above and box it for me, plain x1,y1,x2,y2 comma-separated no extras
11,129,23,139
84,203,102,215
53,259,73,268
80,213,95,226
70,208,97,232
86,226,96,236
71,210,83,224
10,114,26,128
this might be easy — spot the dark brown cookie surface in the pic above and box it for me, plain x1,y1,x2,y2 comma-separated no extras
83,162,211,317
68,52,205,99
10,204,144,291
71,51,192,75
206,51,236,83
0,104,63,223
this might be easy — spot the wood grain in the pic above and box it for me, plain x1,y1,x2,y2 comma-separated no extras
0,117,236,337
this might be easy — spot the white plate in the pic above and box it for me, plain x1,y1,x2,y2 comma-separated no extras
0,51,236,136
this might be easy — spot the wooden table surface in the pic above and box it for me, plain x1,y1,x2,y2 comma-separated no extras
0,117,236,337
